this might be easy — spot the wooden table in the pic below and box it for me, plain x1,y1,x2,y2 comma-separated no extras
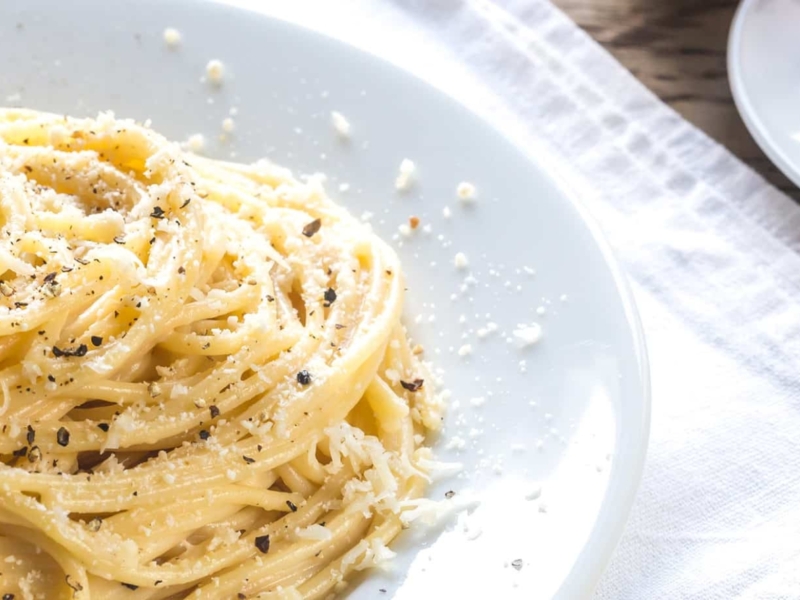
551,0,800,200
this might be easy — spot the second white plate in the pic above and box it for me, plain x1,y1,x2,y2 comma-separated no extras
729,0,800,188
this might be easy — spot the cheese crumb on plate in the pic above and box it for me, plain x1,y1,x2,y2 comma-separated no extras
182,133,205,154
512,323,542,347
457,181,477,202
395,158,415,191
331,111,351,137
206,59,225,84
163,28,181,47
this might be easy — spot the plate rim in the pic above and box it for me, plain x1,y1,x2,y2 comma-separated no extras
537,154,651,599
728,0,800,189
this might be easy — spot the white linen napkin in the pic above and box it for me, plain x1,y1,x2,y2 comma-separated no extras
254,0,800,597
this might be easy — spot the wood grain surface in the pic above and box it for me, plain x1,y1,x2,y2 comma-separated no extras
551,0,800,200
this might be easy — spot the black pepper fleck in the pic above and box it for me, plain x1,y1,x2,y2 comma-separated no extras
91,336,103,347
26,424,35,445
209,405,220,419
121,583,139,590
296,370,312,386
56,426,70,447
199,430,210,440
323,287,337,307
302,218,322,237
242,455,255,464
255,534,270,554
150,206,165,219
52,344,88,358
400,378,424,392
286,500,298,512
97,422,110,432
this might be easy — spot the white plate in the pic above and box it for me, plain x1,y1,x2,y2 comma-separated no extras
729,0,800,188
0,2,650,598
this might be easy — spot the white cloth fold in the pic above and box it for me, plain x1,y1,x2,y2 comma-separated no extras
257,0,800,597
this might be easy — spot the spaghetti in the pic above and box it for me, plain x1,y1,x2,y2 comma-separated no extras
0,110,444,599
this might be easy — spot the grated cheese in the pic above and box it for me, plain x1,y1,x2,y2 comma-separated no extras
477,322,498,338
163,28,182,47
182,133,205,154
513,323,542,347
330,111,351,137
456,181,477,202
445,436,466,450
454,252,469,269
395,159,415,191
205,59,225,84
295,524,333,541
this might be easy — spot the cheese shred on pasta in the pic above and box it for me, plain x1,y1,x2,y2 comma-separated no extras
0,110,444,599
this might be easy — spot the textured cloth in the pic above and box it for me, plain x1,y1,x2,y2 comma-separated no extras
259,1,800,597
